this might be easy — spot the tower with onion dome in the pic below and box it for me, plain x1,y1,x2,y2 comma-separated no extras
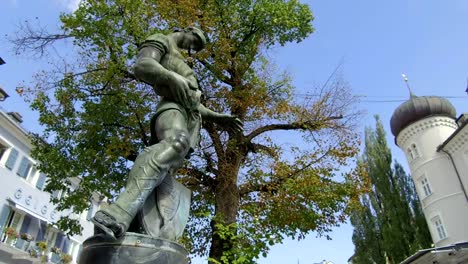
390,91,468,247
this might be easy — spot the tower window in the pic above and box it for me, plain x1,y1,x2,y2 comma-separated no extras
432,216,447,240
421,177,432,197
411,143,420,158
407,143,420,160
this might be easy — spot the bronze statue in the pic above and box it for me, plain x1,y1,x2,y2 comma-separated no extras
91,27,243,241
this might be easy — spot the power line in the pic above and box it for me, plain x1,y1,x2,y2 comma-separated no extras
294,94,467,98
293,93,468,103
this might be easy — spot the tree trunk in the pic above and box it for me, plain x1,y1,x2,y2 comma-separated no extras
208,146,242,263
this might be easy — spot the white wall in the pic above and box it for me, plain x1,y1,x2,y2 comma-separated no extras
397,116,468,247
0,110,96,262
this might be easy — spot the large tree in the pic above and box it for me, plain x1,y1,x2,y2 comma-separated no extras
13,0,367,262
350,117,431,264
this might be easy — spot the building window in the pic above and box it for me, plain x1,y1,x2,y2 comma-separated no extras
27,166,37,184
407,143,420,160
36,173,47,190
411,143,420,158
86,203,94,221
421,177,432,197
17,157,32,179
5,148,18,170
0,143,7,161
432,216,447,240
51,190,61,200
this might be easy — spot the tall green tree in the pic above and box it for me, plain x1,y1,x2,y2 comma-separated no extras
393,163,432,252
350,116,431,264
12,0,367,262
350,189,386,264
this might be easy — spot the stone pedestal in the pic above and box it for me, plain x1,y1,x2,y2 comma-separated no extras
78,233,189,264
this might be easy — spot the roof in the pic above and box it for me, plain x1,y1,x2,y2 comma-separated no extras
437,113,468,152
390,95,456,136
400,242,468,264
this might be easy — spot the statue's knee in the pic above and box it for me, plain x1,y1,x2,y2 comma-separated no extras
169,133,190,155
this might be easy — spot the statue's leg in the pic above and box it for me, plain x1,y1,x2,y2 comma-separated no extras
92,109,190,239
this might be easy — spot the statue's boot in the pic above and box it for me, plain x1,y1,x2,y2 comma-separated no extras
92,138,188,239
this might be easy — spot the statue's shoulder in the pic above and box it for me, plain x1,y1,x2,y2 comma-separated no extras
145,33,170,43
140,33,172,52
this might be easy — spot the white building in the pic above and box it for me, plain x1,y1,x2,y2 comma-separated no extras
390,94,468,263
0,91,98,263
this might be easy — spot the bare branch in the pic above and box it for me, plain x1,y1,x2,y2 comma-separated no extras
125,102,149,147
53,68,107,88
204,122,225,162
198,59,233,86
239,176,284,197
102,122,134,130
239,144,339,197
202,149,219,176
245,116,343,141
181,167,217,188
9,21,72,57
246,142,277,158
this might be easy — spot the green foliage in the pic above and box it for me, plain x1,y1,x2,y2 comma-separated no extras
14,0,367,262
60,253,73,264
36,241,48,251
350,116,432,264
4,227,19,238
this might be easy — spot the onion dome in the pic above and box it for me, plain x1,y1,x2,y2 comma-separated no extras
390,95,456,136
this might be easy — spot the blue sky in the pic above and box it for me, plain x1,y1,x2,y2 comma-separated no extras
1,0,468,263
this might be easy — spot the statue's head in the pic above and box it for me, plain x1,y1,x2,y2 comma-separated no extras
174,26,208,52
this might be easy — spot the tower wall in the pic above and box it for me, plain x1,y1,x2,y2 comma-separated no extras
396,116,468,247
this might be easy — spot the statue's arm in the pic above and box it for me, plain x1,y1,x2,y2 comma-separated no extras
198,104,223,120
198,104,243,133
134,47,173,88
134,47,178,99
133,36,193,107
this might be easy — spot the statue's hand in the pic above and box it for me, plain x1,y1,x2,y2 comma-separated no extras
170,74,200,110
215,114,243,134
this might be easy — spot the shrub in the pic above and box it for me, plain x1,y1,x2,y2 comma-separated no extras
61,253,73,264
20,233,34,241
28,249,38,258
36,241,47,251
4,227,18,238
51,246,61,254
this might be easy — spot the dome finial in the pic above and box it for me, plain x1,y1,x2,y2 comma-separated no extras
401,73,416,98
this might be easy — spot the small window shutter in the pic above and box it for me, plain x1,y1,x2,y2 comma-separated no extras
16,214,32,250
17,157,31,178
55,232,65,248
5,148,18,170
63,237,71,253
0,205,11,233
36,221,47,241
51,190,60,199
19,214,32,234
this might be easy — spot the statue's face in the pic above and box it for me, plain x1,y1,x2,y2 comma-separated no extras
179,29,204,52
